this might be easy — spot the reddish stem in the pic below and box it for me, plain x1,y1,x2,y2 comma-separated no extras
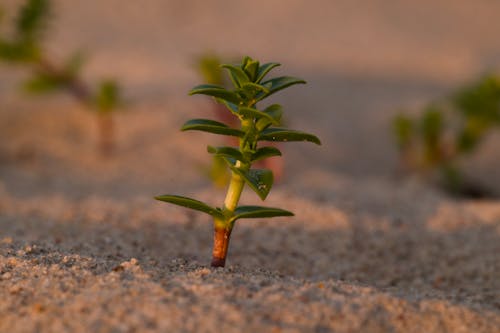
97,113,114,156
211,227,232,267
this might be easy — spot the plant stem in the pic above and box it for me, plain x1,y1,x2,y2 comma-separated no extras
97,112,114,156
211,164,246,267
211,224,232,267
211,117,254,267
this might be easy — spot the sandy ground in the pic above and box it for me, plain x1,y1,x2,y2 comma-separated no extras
1,1,500,332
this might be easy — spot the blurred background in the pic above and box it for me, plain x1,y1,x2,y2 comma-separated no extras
2,0,500,198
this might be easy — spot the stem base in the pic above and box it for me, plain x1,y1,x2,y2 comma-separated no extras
211,227,232,267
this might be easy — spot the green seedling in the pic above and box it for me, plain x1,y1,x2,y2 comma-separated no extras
0,0,121,155
157,56,321,267
392,75,500,197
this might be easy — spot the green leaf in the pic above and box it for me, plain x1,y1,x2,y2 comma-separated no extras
240,82,270,95
259,76,306,99
181,119,245,137
258,128,321,145
189,84,240,104
251,146,282,162
224,159,273,200
196,54,224,85
154,194,224,219
230,205,293,223
17,0,51,40
207,146,244,161
256,62,280,83
239,106,277,124
256,104,283,130
243,59,259,81
221,64,249,88
392,114,414,149
0,40,39,62
64,51,86,77
219,100,239,116
208,155,231,188
22,72,63,93
95,80,120,112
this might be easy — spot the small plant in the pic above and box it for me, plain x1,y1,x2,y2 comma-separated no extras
156,56,321,267
392,74,500,197
0,0,121,155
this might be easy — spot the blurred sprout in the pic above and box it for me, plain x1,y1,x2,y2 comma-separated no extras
197,53,226,86
95,80,120,113
392,113,414,151
22,70,66,93
0,0,122,156
17,0,51,42
0,0,50,63
455,75,500,124
392,75,500,198
421,106,444,166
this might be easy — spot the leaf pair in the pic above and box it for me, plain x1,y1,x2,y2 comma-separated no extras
189,75,305,104
207,145,281,163
182,119,321,145
154,195,293,223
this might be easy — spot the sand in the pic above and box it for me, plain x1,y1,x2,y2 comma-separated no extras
1,1,500,332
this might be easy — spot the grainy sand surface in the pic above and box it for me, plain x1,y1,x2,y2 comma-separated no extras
1,1,500,332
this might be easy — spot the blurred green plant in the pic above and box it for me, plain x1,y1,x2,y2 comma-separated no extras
156,56,321,267
195,53,233,187
392,74,500,197
0,0,122,155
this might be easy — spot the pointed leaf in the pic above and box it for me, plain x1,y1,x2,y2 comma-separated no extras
207,146,244,161
189,84,240,104
241,82,270,95
256,62,281,83
181,119,245,137
224,159,273,200
219,100,239,116
256,104,283,130
155,194,224,219
251,146,282,162
222,64,249,88
243,59,259,81
258,128,321,145
259,76,306,99
239,106,277,124
230,205,294,222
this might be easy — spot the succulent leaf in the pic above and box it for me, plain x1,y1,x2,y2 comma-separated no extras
207,146,244,161
238,106,277,124
155,195,224,219
256,104,283,130
251,146,282,162
258,76,306,100
189,84,240,104
255,62,280,83
230,205,293,223
181,119,245,137
221,64,249,88
258,128,321,145
223,158,273,200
